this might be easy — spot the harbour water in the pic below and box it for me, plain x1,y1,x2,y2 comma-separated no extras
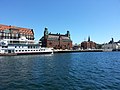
0,52,120,90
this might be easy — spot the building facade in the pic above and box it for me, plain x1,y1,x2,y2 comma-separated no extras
81,37,96,49
0,24,34,44
102,38,120,51
40,28,72,49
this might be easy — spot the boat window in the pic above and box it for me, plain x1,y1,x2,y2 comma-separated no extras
41,49,45,51
5,50,8,52
2,46,8,48
12,50,14,53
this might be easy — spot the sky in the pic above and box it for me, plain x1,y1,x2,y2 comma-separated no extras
0,0,120,44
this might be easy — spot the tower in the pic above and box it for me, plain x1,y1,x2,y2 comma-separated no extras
111,38,114,43
67,31,70,39
88,36,90,42
44,27,48,39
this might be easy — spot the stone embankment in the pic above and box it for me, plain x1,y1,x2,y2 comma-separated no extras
53,49,103,53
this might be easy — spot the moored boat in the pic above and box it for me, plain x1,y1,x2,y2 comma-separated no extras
0,38,53,56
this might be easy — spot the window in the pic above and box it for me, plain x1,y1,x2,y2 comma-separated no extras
5,50,8,52
8,33,10,36
3,33,5,36
49,42,52,45
12,34,14,37
5,33,9,36
12,50,14,53
14,37,16,39
0,33,2,36
41,49,45,51
2,46,8,48
16,34,18,37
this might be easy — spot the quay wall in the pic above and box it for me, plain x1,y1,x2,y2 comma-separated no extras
53,49,103,53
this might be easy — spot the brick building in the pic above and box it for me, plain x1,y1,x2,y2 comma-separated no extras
81,36,96,49
40,28,72,49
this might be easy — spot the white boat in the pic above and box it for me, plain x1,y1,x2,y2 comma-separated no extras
0,36,53,56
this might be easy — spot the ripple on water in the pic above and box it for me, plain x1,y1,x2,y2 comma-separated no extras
0,52,120,90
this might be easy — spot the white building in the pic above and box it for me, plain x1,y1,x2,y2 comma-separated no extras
102,43,120,51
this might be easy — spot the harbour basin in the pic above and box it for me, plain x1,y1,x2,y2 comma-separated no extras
0,52,120,90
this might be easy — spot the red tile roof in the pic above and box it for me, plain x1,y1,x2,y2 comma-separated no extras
0,24,33,35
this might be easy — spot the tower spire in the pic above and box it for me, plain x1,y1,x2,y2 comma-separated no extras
88,36,90,42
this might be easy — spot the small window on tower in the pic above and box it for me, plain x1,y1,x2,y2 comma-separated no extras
49,42,52,45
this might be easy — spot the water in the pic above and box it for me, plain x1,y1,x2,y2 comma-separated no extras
0,52,120,90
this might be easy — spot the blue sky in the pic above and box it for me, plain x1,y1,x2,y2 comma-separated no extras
0,0,120,44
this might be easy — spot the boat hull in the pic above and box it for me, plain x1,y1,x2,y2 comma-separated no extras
16,51,53,55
